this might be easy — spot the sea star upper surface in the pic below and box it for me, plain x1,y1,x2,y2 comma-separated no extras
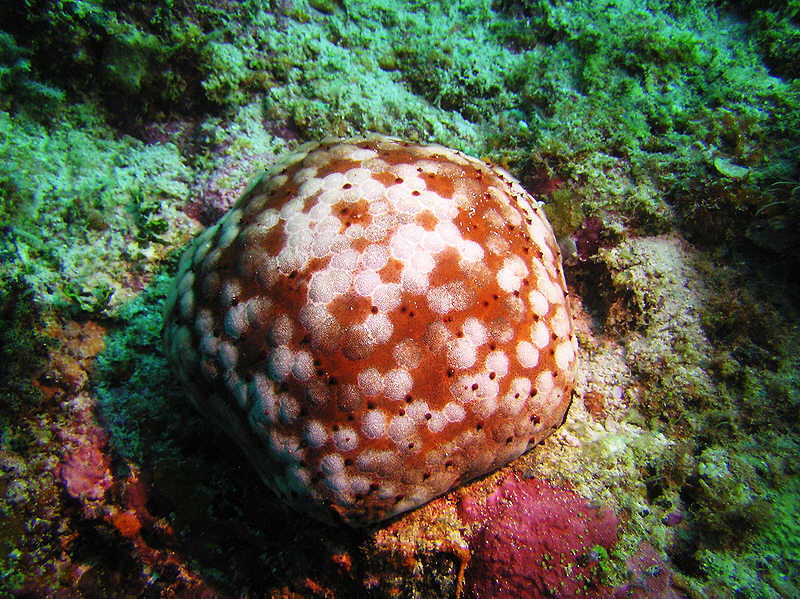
163,135,578,526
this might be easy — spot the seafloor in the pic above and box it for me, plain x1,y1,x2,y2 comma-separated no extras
1,1,798,598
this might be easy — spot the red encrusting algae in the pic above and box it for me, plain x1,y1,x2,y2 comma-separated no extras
461,474,618,599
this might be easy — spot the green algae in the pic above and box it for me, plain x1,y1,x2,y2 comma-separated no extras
746,3,800,81
201,42,247,104
3,0,797,248
0,1,232,121
683,437,800,599
93,270,188,463
0,275,47,456
492,0,799,250
0,106,192,315
0,32,63,118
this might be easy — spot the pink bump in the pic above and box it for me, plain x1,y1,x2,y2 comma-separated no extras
362,410,386,439
405,399,430,424
218,342,238,370
292,351,314,382
516,341,539,369
220,280,242,308
427,411,448,433
246,297,270,328
428,285,454,314
531,320,551,349
497,255,529,293
383,368,413,400
367,199,390,215
551,306,571,339
542,277,565,304
459,239,484,262
401,268,429,294
305,380,331,407
308,271,338,303
364,312,393,344
472,395,499,419
510,377,532,397
321,171,348,191
179,290,195,320
358,178,386,202
485,351,509,378
344,167,372,183
267,314,293,345
447,338,477,370
268,347,294,381
358,368,384,396
278,394,300,425
350,476,372,495
450,373,499,404
409,250,437,274
535,371,555,396
269,430,303,463
443,402,466,423
333,427,359,452
362,244,389,270
194,309,214,337
528,290,549,316
354,270,381,297
393,338,422,370
320,453,345,475
304,420,328,447
389,231,416,261
371,283,402,312
286,466,312,494
330,248,360,270
555,340,575,370
463,317,488,346
388,416,415,444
